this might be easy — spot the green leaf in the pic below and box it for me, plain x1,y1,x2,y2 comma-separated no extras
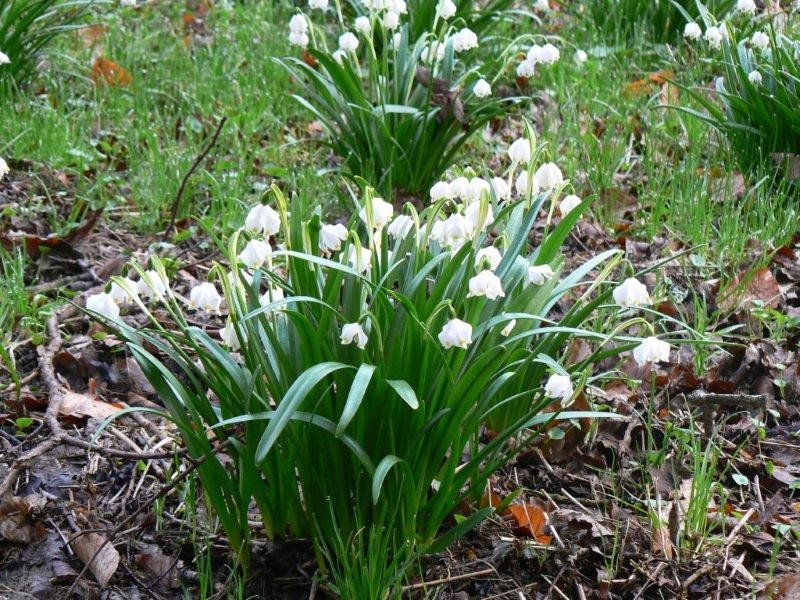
372,455,404,505
255,362,352,463
386,379,419,410
336,363,377,437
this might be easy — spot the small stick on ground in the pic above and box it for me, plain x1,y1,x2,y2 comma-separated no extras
162,115,228,241
402,567,496,592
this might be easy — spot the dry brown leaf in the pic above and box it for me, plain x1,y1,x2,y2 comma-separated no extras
0,496,46,544
91,57,132,87
76,24,106,49
719,268,783,312
70,531,120,587
504,502,552,544
135,546,181,589
60,391,125,421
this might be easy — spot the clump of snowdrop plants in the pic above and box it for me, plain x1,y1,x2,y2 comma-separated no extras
278,1,525,197
677,9,800,172
87,132,681,598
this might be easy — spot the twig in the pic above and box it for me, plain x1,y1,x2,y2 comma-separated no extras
402,567,496,592
162,116,228,241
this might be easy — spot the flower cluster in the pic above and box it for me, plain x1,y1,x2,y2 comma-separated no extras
516,41,561,79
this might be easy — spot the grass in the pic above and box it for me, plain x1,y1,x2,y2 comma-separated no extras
2,0,799,595
0,1,331,234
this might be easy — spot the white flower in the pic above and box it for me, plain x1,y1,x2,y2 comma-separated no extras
468,270,505,300
392,32,402,48
534,0,549,10
189,282,223,314
469,177,491,203
515,171,539,196
289,14,309,33
534,162,563,190
109,278,135,304
0,52,10,65
452,28,478,52
527,264,554,285
348,245,373,272
613,277,651,308
736,0,757,15
339,31,359,51
527,44,544,64
705,26,723,49
684,22,702,40
239,239,272,269
320,223,348,253
332,49,346,64
500,319,516,337
632,337,671,367
0,157,9,180
464,201,494,233
751,31,769,50
430,180,454,201
355,16,371,34
559,194,582,216
448,176,473,203
390,0,407,13
289,31,309,47
220,319,240,350
137,270,168,300
421,41,446,63
438,318,472,349
359,196,394,229
86,293,120,319
383,10,400,29
748,70,763,84
574,49,588,64
508,138,531,164
437,213,472,250
475,246,502,271
120,0,136,6
516,59,536,78
544,373,573,404
473,78,491,98
436,0,457,19
245,204,281,236
340,322,368,349
309,0,329,9
491,177,510,200
259,285,285,312
388,214,414,238
540,43,560,64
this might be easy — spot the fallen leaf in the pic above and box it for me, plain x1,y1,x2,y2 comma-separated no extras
718,267,783,313
504,502,552,544
761,573,800,599
0,495,47,544
59,391,125,421
0,209,102,259
135,545,181,589
91,57,132,87
70,531,119,587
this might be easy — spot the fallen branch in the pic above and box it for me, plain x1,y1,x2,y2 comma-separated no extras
402,567,496,592
162,115,228,241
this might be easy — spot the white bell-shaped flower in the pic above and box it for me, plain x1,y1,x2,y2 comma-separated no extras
467,270,505,300
534,162,563,190
633,336,671,367
544,373,573,404
239,239,272,269
527,264,554,285
613,277,651,308
340,322,368,349
319,223,348,253
245,204,281,236
189,282,223,314
438,318,472,349
359,196,394,229
475,246,502,271
86,292,120,319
